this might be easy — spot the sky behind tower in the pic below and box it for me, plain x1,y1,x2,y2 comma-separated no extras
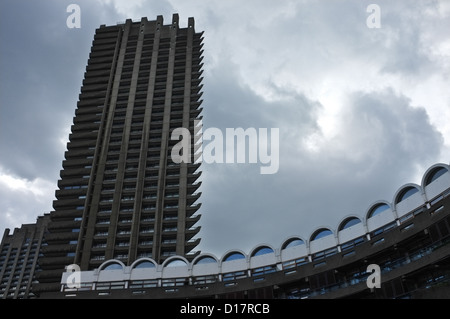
1,0,450,258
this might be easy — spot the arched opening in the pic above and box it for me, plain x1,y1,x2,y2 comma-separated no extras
194,256,217,265
396,186,419,203
251,246,274,257
165,259,187,268
310,228,333,241
102,262,123,271
282,238,305,250
223,252,245,262
133,260,156,269
368,203,390,218
425,167,448,186
338,217,362,231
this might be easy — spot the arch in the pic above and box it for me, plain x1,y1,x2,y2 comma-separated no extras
337,215,365,244
250,245,275,257
193,254,219,265
367,202,391,219
423,165,449,187
99,259,125,271
394,184,421,204
192,254,220,277
338,216,362,231
162,256,189,268
131,258,157,269
310,228,333,241
281,237,305,250
222,250,246,262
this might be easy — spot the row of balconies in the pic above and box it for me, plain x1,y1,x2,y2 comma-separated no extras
86,53,115,68
69,121,101,134
72,113,102,127
83,68,112,80
100,163,199,177
67,129,99,143
43,231,79,244
48,209,83,221
119,53,202,73
46,219,81,232
90,42,117,54
40,243,77,255
78,90,107,101
93,184,201,204
97,191,198,203
92,28,118,42
81,74,110,87
89,44,115,62
90,238,200,256
88,46,116,60
95,202,200,219
84,32,203,82
91,35,118,47
58,165,92,178
74,103,103,117
94,25,120,36
80,81,109,93
57,174,91,189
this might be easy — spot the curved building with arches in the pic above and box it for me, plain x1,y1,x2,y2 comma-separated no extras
52,162,450,299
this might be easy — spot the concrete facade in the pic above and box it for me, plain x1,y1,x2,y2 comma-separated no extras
46,163,450,299
34,15,204,295
0,215,50,299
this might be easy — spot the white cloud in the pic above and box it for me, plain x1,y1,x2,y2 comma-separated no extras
0,167,55,231
95,0,174,22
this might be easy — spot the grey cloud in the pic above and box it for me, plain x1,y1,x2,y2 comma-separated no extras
198,87,444,255
1,0,449,258
197,57,327,254
333,90,443,171
0,0,129,181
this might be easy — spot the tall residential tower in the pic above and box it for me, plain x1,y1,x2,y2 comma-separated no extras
35,14,204,294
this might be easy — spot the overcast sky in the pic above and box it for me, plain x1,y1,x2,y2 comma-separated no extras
1,0,450,258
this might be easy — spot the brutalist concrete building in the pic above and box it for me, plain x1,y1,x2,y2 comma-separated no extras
0,215,49,299
33,14,204,295
2,15,450,299
47,163,450,299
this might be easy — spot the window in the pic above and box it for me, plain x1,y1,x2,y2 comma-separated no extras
117,241,129,247
252,265,276,278
397,187,419,203
223,252,245,262
130,280,158,289
338,217,361,231
134,261,156,269
223,271,246,282
140,228,154,233
425,167,448,186
194,256,217,265
103,263,123,271
252,247,274,257
283,257,308,271
310,229,333,241
165,259,187,268
368,203,390,218
282,238,305,249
